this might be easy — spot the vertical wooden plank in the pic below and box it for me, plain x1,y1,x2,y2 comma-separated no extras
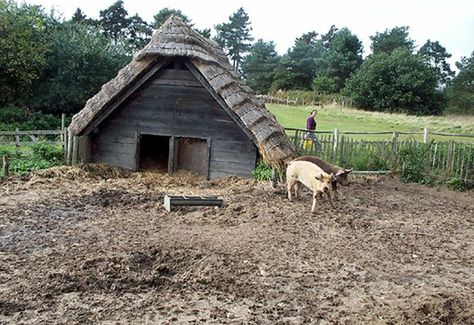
72,136,79,165
168,136,176,175
423,128,429,143
64,128,68,162
67,129,74,165
206,138,211,180
2,155,9,177
134,132,141,172
15,128,20,155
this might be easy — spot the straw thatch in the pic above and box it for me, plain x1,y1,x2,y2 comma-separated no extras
69,16,295,167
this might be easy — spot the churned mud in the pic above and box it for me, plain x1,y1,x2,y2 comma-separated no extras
1,164,473,324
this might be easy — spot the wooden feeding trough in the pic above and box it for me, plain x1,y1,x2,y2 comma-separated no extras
164,195,223,212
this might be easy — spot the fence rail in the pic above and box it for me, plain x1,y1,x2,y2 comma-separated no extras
0,129,65,147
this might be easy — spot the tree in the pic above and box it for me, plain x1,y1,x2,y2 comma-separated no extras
127,14,152,50
272,31,326,90
370,26,415,55
325,27,363,91
241,39,280,94
71,8,86,23
152,7,191,28
215,7,254,70
419,40,455,87
0,1,54,106
70,7,98,26
446,52,474,113
312,75,337,94
28,22,129,115
344,48,445,115
99,0,130,45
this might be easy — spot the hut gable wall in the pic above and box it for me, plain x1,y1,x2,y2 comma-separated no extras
91,60,257,178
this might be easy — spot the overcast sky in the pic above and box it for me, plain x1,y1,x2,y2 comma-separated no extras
23,0,474,68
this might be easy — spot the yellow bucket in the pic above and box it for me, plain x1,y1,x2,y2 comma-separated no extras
303,139,313,150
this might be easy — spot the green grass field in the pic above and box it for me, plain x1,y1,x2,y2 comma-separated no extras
267,104,474,142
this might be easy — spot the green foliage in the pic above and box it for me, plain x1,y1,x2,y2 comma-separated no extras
446,52,474,114
344,48,446,115
0,144,62,177
252,160,273,181
446,177,472,191
325,28,363,91
215,7,254,70
99,0,129,44
32,143,63,162
8,158,56,176
271,32,326,91
370,26,415,55
241,39,280,94
28,22,129,115
419,40,454,86
152,7,191,28
0,0,55,107
397,142,434,185
0,105,61,130
352,152,391,171
312,75,337,94
99,1,151,51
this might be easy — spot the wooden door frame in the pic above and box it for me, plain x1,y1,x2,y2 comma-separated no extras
135,132,211,178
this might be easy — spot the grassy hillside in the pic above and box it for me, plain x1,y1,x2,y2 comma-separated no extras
267,104,474,142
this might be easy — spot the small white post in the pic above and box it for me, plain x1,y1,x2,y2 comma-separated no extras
333,128,339,151
423,128,429,143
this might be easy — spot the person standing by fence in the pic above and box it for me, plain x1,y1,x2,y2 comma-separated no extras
305,110,317,140
304,110,320,152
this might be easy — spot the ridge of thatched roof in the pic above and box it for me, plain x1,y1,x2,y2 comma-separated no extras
69,16,295,167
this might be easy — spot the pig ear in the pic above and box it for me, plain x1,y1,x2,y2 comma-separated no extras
315,174,322,181
335,170,345,176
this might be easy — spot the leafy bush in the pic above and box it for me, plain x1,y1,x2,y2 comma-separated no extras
252,160,274,181
32,144,63,162
447,177,472,191
344,48,446,115
0,105,62,130
351,152,391,171
397,142,434,185
9,158,57,176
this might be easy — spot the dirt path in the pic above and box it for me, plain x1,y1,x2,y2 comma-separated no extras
1,165,473,324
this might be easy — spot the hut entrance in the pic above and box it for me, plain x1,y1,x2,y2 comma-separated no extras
137,134,210,178
174,137,209,177
138,134,170,172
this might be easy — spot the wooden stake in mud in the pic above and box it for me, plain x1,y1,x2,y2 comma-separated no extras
2,155,9,178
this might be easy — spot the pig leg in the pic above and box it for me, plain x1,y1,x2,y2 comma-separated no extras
294,181,301,200
326,189,335,209
311,191,319,214
287,178,295,201
332,181,339,201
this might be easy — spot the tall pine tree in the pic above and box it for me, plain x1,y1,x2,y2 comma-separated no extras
215,7,253,70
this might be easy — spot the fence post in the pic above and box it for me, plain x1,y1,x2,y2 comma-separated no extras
391,132,399,170
2,155,9,178
333,128,339,152
67,129,73,165
15,127,20,155
423,128,429,143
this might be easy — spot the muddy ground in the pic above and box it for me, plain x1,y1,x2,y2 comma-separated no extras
0,164,473,324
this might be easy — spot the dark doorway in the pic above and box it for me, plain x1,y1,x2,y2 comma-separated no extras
138,134,170,171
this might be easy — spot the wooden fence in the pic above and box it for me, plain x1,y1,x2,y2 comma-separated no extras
287,128,474,183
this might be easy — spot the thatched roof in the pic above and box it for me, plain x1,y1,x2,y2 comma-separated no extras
69,16,295,167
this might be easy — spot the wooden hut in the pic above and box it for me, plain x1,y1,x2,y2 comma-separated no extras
68,16,295,179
